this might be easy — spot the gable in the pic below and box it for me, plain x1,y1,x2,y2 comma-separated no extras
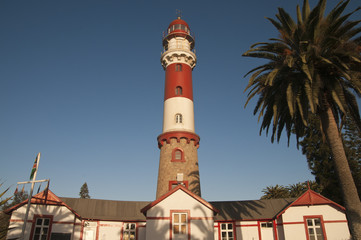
292,189,345,209
4,189,79,218
141,185,218,216
276,189,345,219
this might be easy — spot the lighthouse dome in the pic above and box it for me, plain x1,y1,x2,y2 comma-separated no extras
167,18,190,34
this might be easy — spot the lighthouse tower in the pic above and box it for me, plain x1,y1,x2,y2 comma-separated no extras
156,17,201,199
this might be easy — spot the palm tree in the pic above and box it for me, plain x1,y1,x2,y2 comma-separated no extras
288,183,308,197
243,0,361,237
261,185,289,199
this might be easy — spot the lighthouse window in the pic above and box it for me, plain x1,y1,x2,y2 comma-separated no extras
175,150,182,160
175,86,182,95
175,64,182,72
172,148,185,162
175,114,182,123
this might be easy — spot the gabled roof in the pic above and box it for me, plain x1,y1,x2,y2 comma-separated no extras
4,189,81,218
276,189,345,218
211,198,295,221
141,185,219,216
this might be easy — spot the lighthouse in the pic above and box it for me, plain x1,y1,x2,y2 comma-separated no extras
156,17,201,199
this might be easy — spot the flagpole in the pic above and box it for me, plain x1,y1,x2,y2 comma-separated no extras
20,152,41,240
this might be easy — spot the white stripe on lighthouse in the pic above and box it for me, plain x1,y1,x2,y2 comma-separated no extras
162,97,195,133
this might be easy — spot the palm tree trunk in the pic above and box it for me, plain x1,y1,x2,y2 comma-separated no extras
320,106,361,239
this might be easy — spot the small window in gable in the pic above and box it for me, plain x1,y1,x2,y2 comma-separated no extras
175,114,182,123
175,64,182,72
175,86,183,95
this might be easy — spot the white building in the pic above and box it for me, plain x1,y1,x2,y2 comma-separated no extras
5,185,350,240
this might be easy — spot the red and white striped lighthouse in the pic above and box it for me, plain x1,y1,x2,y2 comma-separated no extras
156,17,201,199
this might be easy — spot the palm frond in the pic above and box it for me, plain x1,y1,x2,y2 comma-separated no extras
302,0,311,22
326,0,350,24
242,0,361,145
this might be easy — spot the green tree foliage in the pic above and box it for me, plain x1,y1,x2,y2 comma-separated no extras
261,181,321,199
243,0,361,237
300,114,361,204
79,182,90,199
1,191,28,211
343,115,361,194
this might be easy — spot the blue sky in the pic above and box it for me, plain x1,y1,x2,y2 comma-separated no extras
1,0,360,201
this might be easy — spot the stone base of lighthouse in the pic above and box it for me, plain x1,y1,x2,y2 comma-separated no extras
156,132,201,199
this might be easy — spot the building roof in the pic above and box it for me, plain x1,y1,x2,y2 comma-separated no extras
6,189,344,222
4,190,81,218
60,197,150,221
210,198,295,221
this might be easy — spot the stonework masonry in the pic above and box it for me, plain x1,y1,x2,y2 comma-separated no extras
156,138,201,199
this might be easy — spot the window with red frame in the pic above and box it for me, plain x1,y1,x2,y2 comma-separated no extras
123,223,136,240
32,216,52,240
220,222,234,240
306,218,325,240
172,148,184,162
172,212,188,236
169,181,188,190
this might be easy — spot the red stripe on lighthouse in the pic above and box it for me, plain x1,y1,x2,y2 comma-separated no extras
164,63,193,101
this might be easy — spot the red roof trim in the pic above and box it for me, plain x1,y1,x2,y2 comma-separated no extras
276,189,345,218
141,185,219,215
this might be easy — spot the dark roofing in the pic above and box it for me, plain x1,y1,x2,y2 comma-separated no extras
210,198,295,221
59,197,295,222
60,197,150,221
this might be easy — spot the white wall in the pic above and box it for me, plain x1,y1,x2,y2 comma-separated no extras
7,204,148,240
98,221,122,240
280,205,350,240
145,190,214,240
7,204,77,240
237,221,259,240
163,98,195,133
